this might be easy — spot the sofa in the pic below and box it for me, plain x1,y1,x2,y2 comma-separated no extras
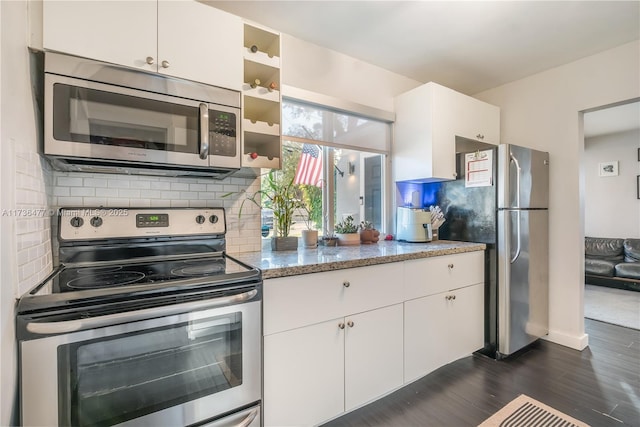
585,237,640,291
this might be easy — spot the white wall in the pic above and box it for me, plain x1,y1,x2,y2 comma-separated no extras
282,34,420,112
475,40,640,351
584,129,640,238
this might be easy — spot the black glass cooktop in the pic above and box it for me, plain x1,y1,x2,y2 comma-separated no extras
55,254,253,293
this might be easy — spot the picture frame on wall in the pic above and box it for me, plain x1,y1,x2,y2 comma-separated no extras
598,161,619,177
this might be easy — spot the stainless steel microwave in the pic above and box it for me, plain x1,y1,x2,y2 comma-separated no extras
43,52,241,178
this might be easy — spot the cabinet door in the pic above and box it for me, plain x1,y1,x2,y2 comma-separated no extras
345,304,404,411
43,1,156,72
158,1,242,89
263,319,345,427
448,283,485,360
452,92,500,145
404,293,450,382
404,284,484,383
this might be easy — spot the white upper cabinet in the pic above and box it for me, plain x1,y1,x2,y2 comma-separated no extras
42,1,242,90
393,82,500,183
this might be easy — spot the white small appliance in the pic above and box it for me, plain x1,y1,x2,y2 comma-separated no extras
396,207,433,242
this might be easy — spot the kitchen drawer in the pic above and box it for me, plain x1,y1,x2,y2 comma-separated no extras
264,262,404,335
404,251,484,300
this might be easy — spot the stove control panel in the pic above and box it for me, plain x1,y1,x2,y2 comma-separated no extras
58,208,227,241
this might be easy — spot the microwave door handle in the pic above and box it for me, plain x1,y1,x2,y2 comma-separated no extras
25,289,258,335
199,103,209,160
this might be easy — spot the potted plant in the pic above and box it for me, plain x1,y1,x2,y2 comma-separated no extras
359,220,380,244
334,215,360,246
226,170,303,251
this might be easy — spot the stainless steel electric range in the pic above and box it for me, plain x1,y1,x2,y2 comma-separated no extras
17,207,262,427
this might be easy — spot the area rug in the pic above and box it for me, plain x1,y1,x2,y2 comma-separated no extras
584,284,640,329
478,394,590,427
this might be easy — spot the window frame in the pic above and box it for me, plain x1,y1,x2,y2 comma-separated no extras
280,89,394,235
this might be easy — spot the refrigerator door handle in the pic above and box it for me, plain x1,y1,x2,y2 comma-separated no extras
510,152,522,263
511,211,522,264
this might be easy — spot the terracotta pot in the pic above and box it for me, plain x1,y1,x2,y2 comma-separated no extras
360,229,380,244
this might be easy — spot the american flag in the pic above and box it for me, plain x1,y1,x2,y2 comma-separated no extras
294,144,323,187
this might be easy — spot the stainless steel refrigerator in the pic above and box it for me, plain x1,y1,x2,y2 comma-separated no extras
431,143,549,358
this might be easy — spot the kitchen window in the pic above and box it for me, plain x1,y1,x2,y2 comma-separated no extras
261,99,391,238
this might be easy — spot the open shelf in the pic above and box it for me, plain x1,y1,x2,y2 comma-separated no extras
244,24,280,59
241,22,281,169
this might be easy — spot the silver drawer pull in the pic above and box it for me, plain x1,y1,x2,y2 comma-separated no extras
338,322,345,329
343,281,350,288
347,320,354,328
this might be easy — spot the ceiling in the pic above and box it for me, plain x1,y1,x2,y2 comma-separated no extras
208,1,640,137
209,0,639,95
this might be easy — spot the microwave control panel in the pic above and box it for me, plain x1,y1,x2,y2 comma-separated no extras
210,110,237,157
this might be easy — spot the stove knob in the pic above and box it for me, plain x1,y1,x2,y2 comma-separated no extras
70,217,84,228
90,216,103,227
196,215,206,224
209,214,218,224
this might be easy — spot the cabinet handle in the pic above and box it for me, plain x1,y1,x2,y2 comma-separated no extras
476,134,484,140
445,295,451,300
347,320,354,328
145,56,155,65
338,322,345,329
161,60,170,69
250,44,258,53
448,263,454,269
343,281,350,288
452,295,456,300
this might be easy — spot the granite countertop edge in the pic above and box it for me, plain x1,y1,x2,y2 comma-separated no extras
231,240,486,280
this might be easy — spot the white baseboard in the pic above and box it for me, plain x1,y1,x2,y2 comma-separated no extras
543,330,589,350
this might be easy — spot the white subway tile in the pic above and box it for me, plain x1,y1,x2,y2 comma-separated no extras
83,177,108,188
170,182,189,191
108,179,131,189
57,176,84,187
95,188,119,197
57,196,84,206
118,189,141,198
150,181,171,191
130,180,151,190
70,187,95,197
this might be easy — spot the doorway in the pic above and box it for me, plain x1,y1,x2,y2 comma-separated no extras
582,100,640,329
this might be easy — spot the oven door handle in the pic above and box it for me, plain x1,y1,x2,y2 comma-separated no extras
26,289,258,335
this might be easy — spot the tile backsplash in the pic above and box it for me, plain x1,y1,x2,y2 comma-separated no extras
14,152,53,296
49,171,263,254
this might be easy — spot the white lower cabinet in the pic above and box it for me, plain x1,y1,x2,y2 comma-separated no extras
263,304,403,427
344,304,404,411
264,319,344,427
404,283,484,383
263,252,484,426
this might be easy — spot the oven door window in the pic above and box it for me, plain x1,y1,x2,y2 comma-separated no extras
52,83,200,153
58,313,242,427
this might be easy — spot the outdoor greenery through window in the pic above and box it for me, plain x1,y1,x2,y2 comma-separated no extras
260,99,390,241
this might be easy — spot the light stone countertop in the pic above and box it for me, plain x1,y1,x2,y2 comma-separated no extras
231,240,486,279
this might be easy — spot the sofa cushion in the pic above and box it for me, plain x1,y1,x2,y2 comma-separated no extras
623,239,640,263
585,237,624,261
615,262,640,280
585,258,617,277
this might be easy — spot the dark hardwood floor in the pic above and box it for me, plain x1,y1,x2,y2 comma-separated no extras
322,319,640,427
